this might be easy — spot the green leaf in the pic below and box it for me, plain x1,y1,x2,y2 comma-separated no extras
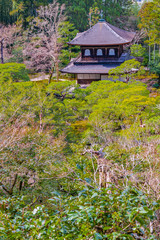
94,232,103,240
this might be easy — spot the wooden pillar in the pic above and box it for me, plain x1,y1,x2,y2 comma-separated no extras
0,39,4,64
118,47,120,57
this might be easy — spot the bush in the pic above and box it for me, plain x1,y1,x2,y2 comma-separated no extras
0,187,158,239
0,63,30,82
152,83,160,89
8,47,24,63
130,44,145,58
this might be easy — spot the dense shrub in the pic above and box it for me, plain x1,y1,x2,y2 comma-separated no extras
0,63,29,82
0,187,159,240
0,80,160,239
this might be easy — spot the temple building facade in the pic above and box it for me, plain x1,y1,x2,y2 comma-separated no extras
61,19,136,85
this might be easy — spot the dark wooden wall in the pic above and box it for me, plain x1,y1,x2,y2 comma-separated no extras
81,45,123,60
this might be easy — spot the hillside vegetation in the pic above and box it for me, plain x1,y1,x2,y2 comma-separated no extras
0,79,160,239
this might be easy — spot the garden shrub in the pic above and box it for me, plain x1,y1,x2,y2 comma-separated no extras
0,63,29,82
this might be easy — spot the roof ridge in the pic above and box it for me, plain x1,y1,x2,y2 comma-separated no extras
70,21,103,43
68,20,135,46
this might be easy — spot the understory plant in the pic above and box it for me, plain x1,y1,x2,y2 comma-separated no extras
0,187,159,240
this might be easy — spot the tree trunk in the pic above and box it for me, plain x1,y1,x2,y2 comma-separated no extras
99,165,111,189
48,65,55,84
149,36,151,64
55,59,59,81
0,174,18,195
149,44,151,64
158,75,160,86
154,44,156,63
89,13,92,28
0,39,4,64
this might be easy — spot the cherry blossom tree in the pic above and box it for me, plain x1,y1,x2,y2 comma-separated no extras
23,0,66,82
0,24,18,63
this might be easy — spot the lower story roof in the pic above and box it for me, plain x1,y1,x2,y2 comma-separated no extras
60,61,121,74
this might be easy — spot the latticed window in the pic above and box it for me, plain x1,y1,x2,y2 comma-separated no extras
84,49,91,56
97,49,103,56
109,49,115,56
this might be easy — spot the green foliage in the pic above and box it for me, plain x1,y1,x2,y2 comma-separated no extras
58,21,80,67
130,44,145,58
0,187,158,239
0,63,29,82
8,47,24,63
86,81,156,134
10,0,53,28
149,54,160,85
109,59,141,79
138,0,160,46
2,0,134,31
0,0,14,24
0,0,160,238
130,1,140,17
0,79,160,238
146,116,160,134
58,0,94,31
102,0,133,27
89,6,100,26
0,80,88,197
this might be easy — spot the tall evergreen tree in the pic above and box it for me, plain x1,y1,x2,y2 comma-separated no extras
11,0,53,28
58,0,133,31
58,0,94,31
0,0,13,24
94,0,133,27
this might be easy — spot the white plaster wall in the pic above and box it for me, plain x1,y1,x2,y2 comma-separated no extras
78,74,100,80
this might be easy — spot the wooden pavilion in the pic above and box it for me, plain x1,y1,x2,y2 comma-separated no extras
60,19,136,85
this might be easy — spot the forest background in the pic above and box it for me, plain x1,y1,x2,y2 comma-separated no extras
0,0,160,239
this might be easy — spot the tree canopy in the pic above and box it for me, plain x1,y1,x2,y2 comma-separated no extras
0,0,135,30
0,76,160,238
138,0,160,46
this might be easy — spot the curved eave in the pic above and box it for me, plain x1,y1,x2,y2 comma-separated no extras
60,69,105,74
60,69,74,74
60,69,112,74
60,63,121,75
67,41,132,46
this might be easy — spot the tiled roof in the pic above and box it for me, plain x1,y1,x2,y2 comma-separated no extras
68,20,136,46
60,61,121,74
60,52,131,74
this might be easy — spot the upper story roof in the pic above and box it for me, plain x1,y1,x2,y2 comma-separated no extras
68,20,136,46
